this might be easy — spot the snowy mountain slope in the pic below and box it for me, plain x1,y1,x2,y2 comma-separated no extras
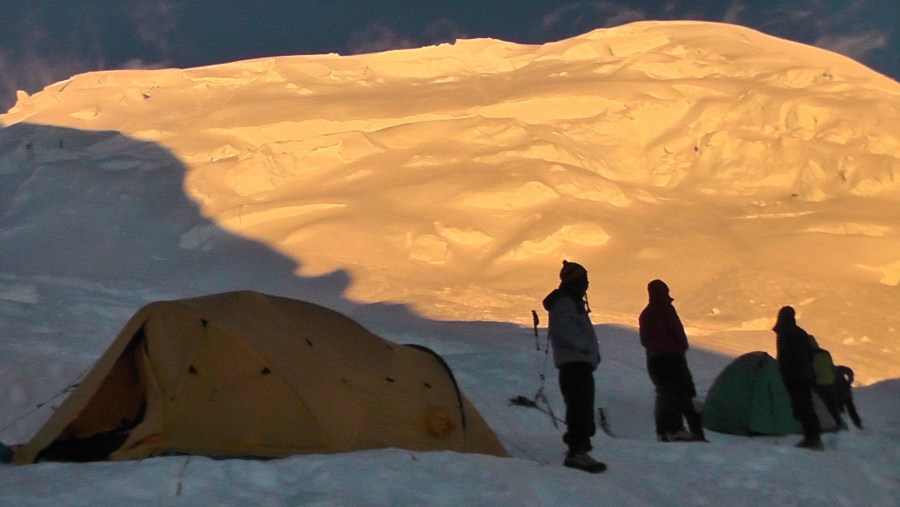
3,21,898,383
1,20,899,506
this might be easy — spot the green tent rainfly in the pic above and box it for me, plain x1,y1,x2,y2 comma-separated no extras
702,351,836,436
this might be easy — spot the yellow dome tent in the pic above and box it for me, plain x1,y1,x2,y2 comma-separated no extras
13,291,507,464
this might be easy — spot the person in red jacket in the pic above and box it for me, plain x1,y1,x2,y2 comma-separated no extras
638,279,705,442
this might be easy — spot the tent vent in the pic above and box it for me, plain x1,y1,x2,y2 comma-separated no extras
424,382,432,389
261,367,271,375
305,339,313,346
200,319,208,328
188,365,198,374
385,377,395,383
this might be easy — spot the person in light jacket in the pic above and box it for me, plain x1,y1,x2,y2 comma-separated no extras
542,260,605,472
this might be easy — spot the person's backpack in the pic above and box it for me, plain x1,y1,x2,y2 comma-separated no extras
811,347,837,386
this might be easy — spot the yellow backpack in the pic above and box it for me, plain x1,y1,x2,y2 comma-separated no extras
811,347,837,386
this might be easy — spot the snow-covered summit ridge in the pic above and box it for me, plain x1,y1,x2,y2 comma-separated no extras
5,21,898,196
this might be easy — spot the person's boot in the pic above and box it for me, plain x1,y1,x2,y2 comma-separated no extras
687,421,709,442
795,436,824,450
564,452,607,473
688,430,709,442
661,430,693,442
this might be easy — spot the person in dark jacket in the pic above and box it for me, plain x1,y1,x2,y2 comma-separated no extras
834,365,863,429
542,260,605,472
638,280,705,442
773,306,823,450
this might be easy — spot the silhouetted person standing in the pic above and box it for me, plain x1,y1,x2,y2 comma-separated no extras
542,260,605,472
638,279,705,442
773,306,823,450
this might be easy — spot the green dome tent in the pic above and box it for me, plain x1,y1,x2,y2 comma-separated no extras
703,351,837,436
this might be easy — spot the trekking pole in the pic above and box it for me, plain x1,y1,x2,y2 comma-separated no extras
534,310,559,428
531,308,550,394
175,455,192,496
509,310,562,428
534,385,561,428
598,407,615,437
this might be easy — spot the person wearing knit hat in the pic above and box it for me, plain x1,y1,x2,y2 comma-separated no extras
559,260,588,285
541,260,604,472
638,279,706,442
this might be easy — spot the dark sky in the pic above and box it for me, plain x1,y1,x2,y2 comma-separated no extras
1,0,897,112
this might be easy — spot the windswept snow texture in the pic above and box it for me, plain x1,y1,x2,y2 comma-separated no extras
0,21,898,506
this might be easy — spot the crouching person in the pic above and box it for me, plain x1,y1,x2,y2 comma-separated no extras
835,365,863,429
